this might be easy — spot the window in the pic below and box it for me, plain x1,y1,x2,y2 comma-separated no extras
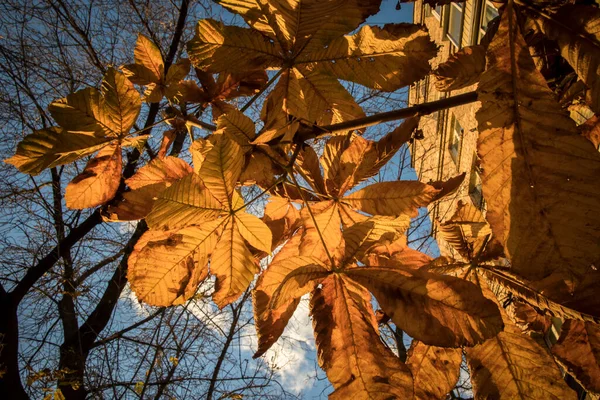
432,4,443,20
447,3,464,47
477,0,499,43
469,161,484,209
449,115,463,164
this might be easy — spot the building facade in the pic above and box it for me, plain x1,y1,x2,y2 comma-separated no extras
409,2,596,398
409,0,497,260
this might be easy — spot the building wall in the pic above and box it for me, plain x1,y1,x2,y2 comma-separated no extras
409,0,488,260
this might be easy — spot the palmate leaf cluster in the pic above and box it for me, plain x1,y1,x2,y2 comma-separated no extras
5,0,600,398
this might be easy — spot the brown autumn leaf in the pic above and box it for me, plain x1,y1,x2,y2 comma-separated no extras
65,143,122,209
476,4,600,284
253,232,304,358
510,299,551,335
188,0,436,136
552,319,600,394
467,323,576,399
538,5,600,113
262,196,300,250
345,265,503,347
4,127,112,175
434,45,487,92
406,340,462,400
211,217,260,307
123,33,191,103
127,219,222,306
137,134,272,308
483,268,600,323
104,156,192,221
6,68,143,210
311,274,414,399
579,114,600,148
436,200,497,261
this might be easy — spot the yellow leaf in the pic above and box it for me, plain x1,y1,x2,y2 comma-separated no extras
48,88,107,136
295,146,326,195
343,181,441,218
253,232,302,358
260,69,307,132
239,152,281,189
199,135,244,209
343,216,409,263
338,203,368,228
123,33,164,84
332,117,420,195
213,70,268,100
262,196,300,249
65,143,122,209
467,323,576,399
49,68,141,138
552,319,600,394
299,201,343,264
296,66,365,126
128,220,222,306
406,340,462,400
104,157,192,221
321,135,350,193
476,4,600,283
235,212,272,253
146,174,225,229
433,45,486,92
4,127,112,175
436,200,494,261
187,19,282,73
100,68,142,136
165,58,190,84
311,274,413,399
217,0,381,56
190,138,213,173
211,218,259,308
216,109,256,149
297,24,436,91
365,236,433,270
268,257,330,309
345,266,503,347
126,156,192,190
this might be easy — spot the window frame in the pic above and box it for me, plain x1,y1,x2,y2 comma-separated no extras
446,2,465,48
474,0,499,44
448,115,463,165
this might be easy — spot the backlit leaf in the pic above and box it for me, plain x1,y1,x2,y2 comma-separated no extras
552,319,600,394
128,220,222,306
187,19,282,73
297,24,436,91
235,212,272,253
146,174,225,229
406,340,462,400
269,258,330,309
476,5,600,283
253,232,303,358
467,323,576,399
211,218,259,307
434,45,486,92
346,266,503,347
199,135,244,208
65,143,122,209
343,180,441,217
311,274,413,399
4,127,112,175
